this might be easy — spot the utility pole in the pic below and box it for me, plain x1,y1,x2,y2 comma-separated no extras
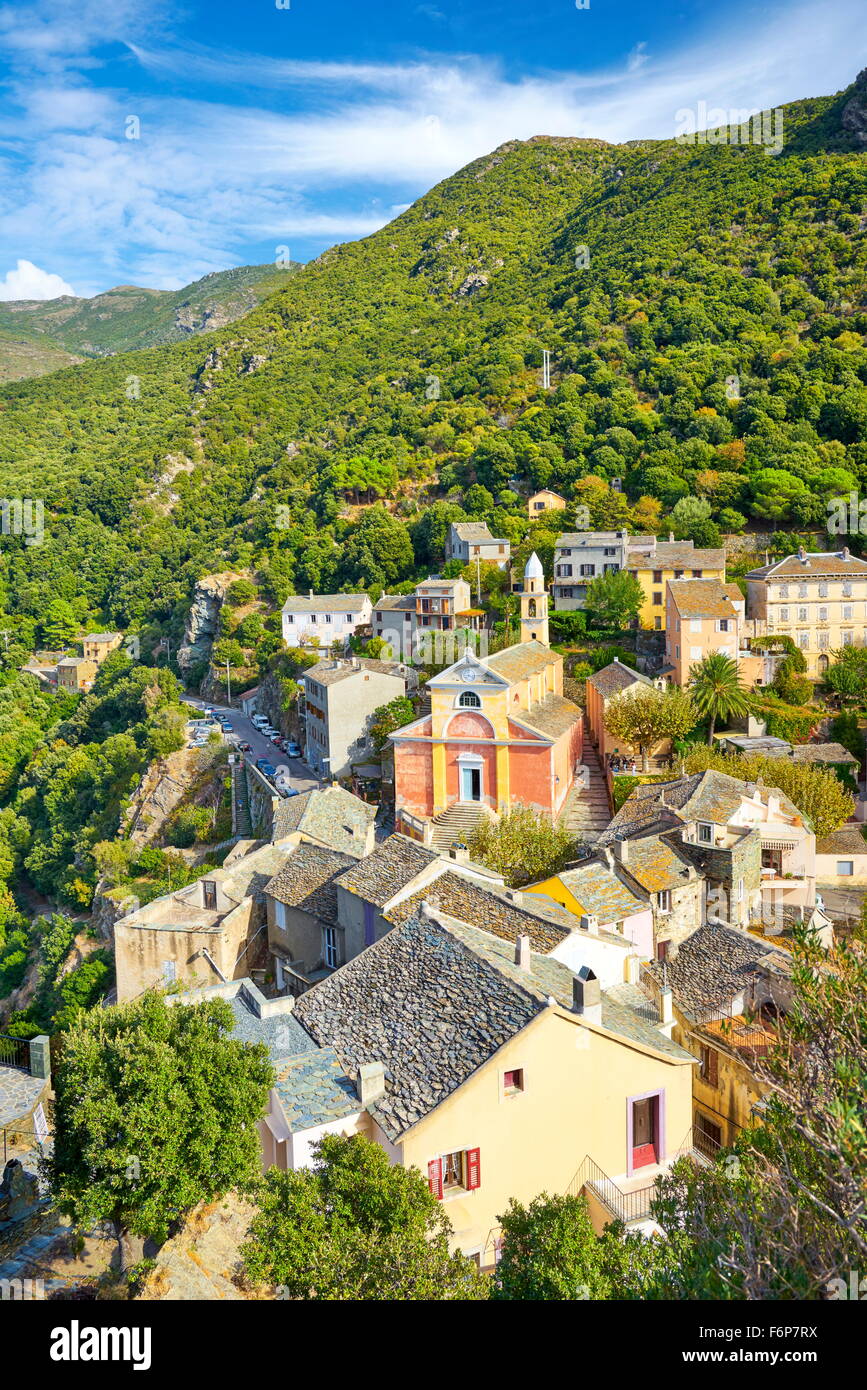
542,348,551,391
225,659,232,706
476,553,481,604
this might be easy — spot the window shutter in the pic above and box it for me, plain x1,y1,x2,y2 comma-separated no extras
427,1157,443,1200
465,1147,481,1191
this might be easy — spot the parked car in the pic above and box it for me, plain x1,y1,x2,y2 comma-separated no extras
279,786,300,798
285,741,302,758
239,741,252,753
254,757,268,770
203,707,215,717
221,722,234,733
261,763,277,778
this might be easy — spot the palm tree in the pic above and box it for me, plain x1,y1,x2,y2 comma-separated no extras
688,651,750,745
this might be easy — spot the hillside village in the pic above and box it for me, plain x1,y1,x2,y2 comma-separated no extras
0,46,866,1313
2,512,866,1299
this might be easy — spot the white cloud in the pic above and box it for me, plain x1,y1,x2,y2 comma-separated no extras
0,0,863,292
0,258,76,301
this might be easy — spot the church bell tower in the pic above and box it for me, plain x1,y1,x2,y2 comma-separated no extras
519,552,549,646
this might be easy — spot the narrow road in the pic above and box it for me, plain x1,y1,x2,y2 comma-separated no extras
180,696,318,796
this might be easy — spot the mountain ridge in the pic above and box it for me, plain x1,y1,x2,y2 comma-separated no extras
0,74,864,648
0,262,299,383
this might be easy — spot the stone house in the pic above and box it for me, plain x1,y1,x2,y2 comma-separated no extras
114,838,297,1002
264,842,357,990
253,903,696,1259
445,521,510,569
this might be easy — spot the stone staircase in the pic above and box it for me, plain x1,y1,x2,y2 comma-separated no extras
558,743,611,847
430,802,496,853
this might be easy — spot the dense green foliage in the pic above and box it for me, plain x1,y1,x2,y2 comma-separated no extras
0,264,295,383
467,806,575,885
0,79,864,654
242,1133,485,1300
51,991,274,1257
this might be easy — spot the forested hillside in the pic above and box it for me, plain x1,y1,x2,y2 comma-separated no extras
0,263,295,383
0,73,865,655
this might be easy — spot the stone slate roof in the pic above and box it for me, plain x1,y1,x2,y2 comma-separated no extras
274,1048,360,1129
627,541,726,571
556,859,648,922
292,911,545,1140
271,785,376,855
667,579,738,620
615,831,699,895
746,550,867,580
227,990,318,1061
452,522,494,542
586,658,649,698
264,843,356,924
305,657,407,687
514,693,582,741
600,769,804,846
644,921,785,1021
374,594,416,613
385,870,574,952
816,826,867,857
282,593,370,614
335,834,438,907
792,743,859,766
486,642,558,683
82,631,121,642
444,917,694,1064
555,530,626,549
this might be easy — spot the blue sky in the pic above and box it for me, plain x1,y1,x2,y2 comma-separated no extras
0,0,863,299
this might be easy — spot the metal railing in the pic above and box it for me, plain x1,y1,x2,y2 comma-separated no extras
0,1034,29,1072
567,1155,659,1225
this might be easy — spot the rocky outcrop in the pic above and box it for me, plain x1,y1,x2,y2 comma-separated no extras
842,68,867,147
136,1194,261,1301
126,745,194,842
177,572,238,673
456,271,489,297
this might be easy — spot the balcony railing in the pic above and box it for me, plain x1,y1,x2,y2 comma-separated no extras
0,1034,30,1071
568,1155,659,1224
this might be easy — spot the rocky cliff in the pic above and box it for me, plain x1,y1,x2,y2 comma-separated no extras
177,572,238,674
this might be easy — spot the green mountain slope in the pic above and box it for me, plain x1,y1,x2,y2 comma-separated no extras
0,263,297,382
0,72,865,646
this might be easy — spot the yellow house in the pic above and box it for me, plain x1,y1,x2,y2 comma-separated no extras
745,546,867,679
81,631,124,664
528,488,567,518
627,536,726,631
251,903,697,1260
664,579,745,686
55,656,98,692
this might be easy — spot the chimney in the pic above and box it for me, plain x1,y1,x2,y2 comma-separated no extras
668,531,674,543
448,845,469,864
572,966,602,1024
798,546,807,564
601,846,614,870
842,546,850,561
612,839,629,865
514,933,532,971
357,1060,386,1106
659,987,674,1027
505,887,523,906
580,913,599,936
309,589,314,598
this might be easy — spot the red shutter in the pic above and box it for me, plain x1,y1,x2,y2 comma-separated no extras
427,1157,443,1200
466,1147,481,1191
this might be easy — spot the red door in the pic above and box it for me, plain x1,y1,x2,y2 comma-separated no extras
632,1097,658,1169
